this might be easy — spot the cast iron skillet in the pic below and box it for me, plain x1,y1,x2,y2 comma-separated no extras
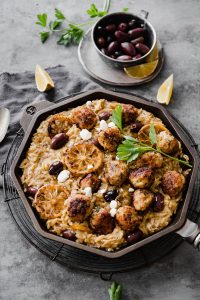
10,89,200,258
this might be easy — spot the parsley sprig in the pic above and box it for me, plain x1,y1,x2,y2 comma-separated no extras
112,106,192,167
36,1,111,45
108,282,122,300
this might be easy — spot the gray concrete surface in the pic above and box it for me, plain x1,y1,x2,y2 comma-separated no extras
0,0,200,299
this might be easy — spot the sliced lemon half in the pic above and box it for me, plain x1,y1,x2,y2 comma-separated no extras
35,64,54,92
146,43,159,62
124,59,158,79
157,74,173,105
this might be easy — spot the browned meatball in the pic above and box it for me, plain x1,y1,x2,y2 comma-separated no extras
156,131,179,154
133,189,154,211
122,104,138,124
129,167,154,188
73,107,97,130
162,171,185,197
116,206,142,231
106,160,128,186
90,208,114,234
136,151,163,168
80,173,101,193
98,127,122,152
67,194,93,222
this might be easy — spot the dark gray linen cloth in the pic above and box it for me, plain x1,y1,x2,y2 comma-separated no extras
0,65,98,188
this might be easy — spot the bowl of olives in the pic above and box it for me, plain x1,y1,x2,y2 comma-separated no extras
92,12,157,69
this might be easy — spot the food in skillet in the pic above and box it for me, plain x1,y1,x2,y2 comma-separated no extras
20,99,191,251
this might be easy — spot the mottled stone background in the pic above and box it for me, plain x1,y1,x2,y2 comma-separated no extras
0,0,200,299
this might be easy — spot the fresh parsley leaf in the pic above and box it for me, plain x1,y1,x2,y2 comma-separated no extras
36,13,47,27
110,105,123,131
108,282,122,300
87,3,107,18
149,124,157,145
55,8,65,20
49,20,62,30
123,7,129,12
39,31,49,43
57,24,84,45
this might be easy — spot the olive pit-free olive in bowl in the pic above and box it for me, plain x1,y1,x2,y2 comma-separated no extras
92,12,157,69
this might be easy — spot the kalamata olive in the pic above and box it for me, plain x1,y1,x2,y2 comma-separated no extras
133,53,142,60
152,193,164,212
131,36,145,45
127,230,143,245
96,26,106,36
114,31,129,43
128,28,145,39
121,42,136,56
90,138,104,150
104,189,119,202
118,22,128,32
49,161,63,175
117,55,132,60
98,111,111,120
101,48,108,55
110,55,115,59
26,186,38,198
107,41,119,54
128,19,137,29
130,122,143,133
51,133,69,149
63,230,76,241
107,35,115,43
97,37,106,48
135,43,150,54
106,24,117,33
114,51,123,57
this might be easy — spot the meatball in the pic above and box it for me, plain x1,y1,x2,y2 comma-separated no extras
73,107,97,130
162,171,185,197
67,194,93,222
116,206,142,231
129,167,154,188
136,151,163,168
133,189,154,211
80,173,101,193
106,160,128,186
90,208,114,234
122,104,138,124
156,131,179,154
98,127,122,152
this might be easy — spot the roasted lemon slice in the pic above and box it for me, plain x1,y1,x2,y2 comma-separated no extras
157,74,173,105
124,60,158,79
35,64,54,92
65,143,104,176
138,123,168,145
33,185,69,220
48,115,71,138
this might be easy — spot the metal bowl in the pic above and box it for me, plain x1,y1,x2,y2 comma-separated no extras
10,89,200,258
92,12,157,69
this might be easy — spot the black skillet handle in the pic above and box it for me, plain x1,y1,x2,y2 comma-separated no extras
20,100,53,132
176,219,200,250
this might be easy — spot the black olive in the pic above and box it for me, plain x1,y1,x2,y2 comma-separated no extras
104,189,118,202
152,193,164,212
49,161,63,175
26,186,38,198
127,230,143,245
63,230,76,241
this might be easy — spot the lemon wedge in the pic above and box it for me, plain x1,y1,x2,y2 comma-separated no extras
146,43,159,62
157,74,173,105
124,59,158,78
35,64,54,92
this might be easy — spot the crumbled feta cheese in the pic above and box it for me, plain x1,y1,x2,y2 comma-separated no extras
116,156,120,160
99,189,106,194
128,188,134,192
108,121,116,128
110,200,117,209
99,120,108,131
57,170,70,183
110,208,117,217
86,101,92,106
84,187,92,197
87,164,93,170
80,129,92,140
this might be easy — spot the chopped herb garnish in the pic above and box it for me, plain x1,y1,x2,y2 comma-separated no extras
110,105,123,131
